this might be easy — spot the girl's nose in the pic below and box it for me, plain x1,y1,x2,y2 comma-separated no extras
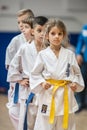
55,34,59,37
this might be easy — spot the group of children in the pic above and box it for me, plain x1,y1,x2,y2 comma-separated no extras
5,9,34,130
5,8,84,130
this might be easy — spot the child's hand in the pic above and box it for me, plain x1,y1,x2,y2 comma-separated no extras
41,82,51,89
18,78,29,87
70,82,77,92
76,55,83,66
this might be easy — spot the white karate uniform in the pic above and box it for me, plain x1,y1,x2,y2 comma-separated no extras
5,33,27,130
7,41,38,130
6,33,27,107
5,33,26,67
30,46,85,130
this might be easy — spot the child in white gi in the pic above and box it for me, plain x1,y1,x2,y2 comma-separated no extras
7,16,48,130
5,9,34,130
30,19,85,130
5,9,34,70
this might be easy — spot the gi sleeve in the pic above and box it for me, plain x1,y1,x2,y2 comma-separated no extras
71,53,85,92
30,52,45,93
7,46,23,82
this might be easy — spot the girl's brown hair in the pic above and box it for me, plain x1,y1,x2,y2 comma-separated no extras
44,19,69,44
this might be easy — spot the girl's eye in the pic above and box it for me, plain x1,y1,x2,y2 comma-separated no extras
51,32,55,35
58,32,63,36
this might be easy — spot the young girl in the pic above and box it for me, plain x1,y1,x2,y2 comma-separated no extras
30,19,85,130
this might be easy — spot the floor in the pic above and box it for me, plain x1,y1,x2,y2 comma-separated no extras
0,94,87,130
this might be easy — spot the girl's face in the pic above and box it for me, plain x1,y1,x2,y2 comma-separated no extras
47,26,64,47
22,23,32,42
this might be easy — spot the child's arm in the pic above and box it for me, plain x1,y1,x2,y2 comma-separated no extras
7,47,23,83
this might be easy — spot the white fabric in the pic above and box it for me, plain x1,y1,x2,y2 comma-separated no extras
6,82,16,108
6,33,27,107
9,103,20,130
30,46,84,116
6,33,27,130
27,100,38,130
5,33,26,67
7,41,38,100
18,99,26,130
34,111,76,130
7,41,38,130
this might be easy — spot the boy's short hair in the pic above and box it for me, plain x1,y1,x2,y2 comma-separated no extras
17,9,34,17
33,16,48,28
22,16,34,28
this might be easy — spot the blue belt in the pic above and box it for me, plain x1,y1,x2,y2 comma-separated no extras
13,83,19,104
23,92,35,130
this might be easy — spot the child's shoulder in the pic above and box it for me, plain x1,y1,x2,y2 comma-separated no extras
63,46,75,54
12,33,22,40
19,42,30,50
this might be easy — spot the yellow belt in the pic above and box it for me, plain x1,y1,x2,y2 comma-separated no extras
46,79,71,129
